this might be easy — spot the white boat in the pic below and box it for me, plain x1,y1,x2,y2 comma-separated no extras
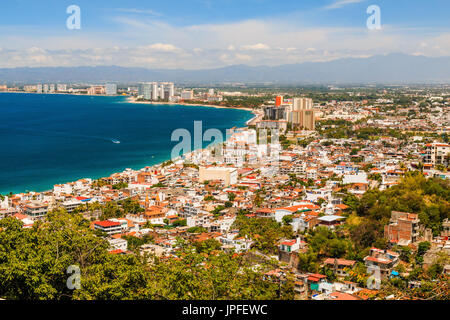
112,139,121,144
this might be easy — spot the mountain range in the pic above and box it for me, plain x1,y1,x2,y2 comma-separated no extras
1,53,450,84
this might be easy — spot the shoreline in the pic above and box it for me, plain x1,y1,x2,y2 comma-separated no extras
125,96,255,112
125,96,262,127
1,94,258,196
1,91,255,112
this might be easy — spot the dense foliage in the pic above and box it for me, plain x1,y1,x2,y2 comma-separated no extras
0,210,284,300
349,173,449,235
232,215,293,254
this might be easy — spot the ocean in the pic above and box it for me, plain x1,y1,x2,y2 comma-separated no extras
0,93,252,194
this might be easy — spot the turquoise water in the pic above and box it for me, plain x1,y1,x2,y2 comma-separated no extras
0,93,252,194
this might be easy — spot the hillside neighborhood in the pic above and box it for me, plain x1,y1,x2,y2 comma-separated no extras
1,87,449,300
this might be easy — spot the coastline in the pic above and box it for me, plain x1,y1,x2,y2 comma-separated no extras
125,95,255,112
1,91,257,114
125,96,262,126
1,93,257,196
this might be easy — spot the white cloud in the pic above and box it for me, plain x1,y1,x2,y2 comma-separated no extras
27,47,46,54
241,43,270,51
115,8,162,16
325,0,365,10
140,43,181,52
219,53,229,62
235,53,252,61
0,12,449,69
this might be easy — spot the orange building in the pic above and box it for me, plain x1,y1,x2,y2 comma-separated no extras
275,95,283,107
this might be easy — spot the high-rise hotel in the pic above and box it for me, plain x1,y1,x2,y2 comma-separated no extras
139,82,175,101
263,96,315,131
289,97,315,130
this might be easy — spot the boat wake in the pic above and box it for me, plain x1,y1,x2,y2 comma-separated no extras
0,126,118,144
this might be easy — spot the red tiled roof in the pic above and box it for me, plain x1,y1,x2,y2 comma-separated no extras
323,258,356,266
365,256,391,264
281,240,296,246
94,220,121,228
329,292,361,300
109,249,124,254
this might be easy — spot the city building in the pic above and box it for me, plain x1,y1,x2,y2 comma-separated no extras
105,83,118,95
275,95,283,107
286,97,316,130
108,238,128,252
323,258,356,277
364,248,400,280
151,82,158,100
292,97,313,110
141,83,152,100
87,86,106,95
198,167,237,186
24,202,49,220
264,105,287,120
93,220,122,236
56,84,67,92
384,211,421,245
423,143,450,167
290,109,315,130
159,83,165,100
181,90,194,100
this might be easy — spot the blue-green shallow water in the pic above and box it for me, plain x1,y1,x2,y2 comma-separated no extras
0,93,252,194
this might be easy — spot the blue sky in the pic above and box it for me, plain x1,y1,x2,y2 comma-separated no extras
0,0,449,68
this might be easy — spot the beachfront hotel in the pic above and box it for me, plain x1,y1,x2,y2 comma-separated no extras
138,82,175,101
263,97,316,131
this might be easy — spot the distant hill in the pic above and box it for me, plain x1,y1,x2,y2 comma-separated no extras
1,53,449,84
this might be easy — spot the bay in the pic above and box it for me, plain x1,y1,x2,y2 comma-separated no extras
0,93,252,194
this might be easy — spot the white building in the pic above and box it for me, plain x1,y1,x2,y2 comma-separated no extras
423,142,450,167
159,83,165,99
56,84,67,92
105,83,117,95
219,232,253,253
139,83,152,100
151,82,158,100
198,167,238,186
342,172,368,185
181,90,194,100
108,238,128,252
61,199,83,213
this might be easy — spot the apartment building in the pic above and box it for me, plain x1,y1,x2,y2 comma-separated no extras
198,166,237,186
181,90,194,100
323,258,356,277
423,143,450,167
87,86,106,95
23,202,49,220
93,220,122,235
364,247,400,280
384,211,421,245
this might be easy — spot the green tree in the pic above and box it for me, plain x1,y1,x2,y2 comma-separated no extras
227,193,236,202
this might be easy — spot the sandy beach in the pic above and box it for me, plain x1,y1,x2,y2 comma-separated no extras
126,96,262,126
125,96,255,112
